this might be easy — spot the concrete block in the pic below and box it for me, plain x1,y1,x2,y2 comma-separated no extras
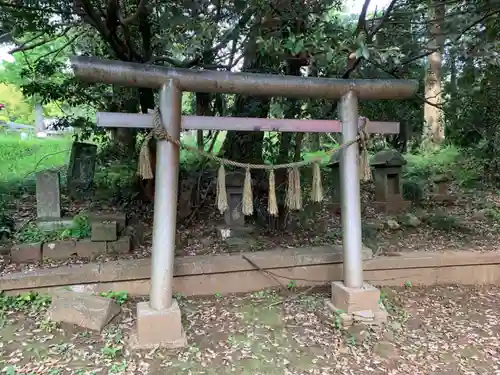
89,213,127,234
47,288,121,331
131,300,187,349
331,281,381,314
91,221,118,242
107,236,131,254
43,237,131,260
11,243,42,263
43,240,100,260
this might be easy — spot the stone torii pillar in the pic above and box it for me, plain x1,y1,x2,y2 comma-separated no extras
70,56,418,347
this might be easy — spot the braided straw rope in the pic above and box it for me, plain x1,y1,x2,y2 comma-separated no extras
138,107,371,215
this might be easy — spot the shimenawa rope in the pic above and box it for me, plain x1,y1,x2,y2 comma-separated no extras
138,107,371,216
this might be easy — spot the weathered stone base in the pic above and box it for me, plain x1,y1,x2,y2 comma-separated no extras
36,218,74,232
430,194,457,203
326,281,388,327
372,200,411,214
132,300,187,349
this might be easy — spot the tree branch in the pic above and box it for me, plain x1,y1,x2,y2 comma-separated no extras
9,27,72,54
369,0,397,38
355,0,371,36
121,0,148,25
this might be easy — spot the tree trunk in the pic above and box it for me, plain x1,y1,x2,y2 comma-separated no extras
423,0,445,148
220,58,269,164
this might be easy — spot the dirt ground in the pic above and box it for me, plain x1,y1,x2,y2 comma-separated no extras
1,285,499,375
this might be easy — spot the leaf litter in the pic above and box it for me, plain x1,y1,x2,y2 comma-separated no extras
0,285,499,374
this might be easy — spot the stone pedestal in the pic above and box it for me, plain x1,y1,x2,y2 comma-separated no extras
130,300,187,349
326,282,388,327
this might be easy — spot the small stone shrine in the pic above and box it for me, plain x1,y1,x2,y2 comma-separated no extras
370,149,411,214
224,172,246,227
67,142,98,199
217,172,253,240
431,174,456,203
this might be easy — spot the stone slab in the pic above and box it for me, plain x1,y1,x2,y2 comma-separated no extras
11,243,42,263
91,221,118,242
331,281,381,314
36,170,61,219
372,200,411,214
132,300,187,349
36,218,74,232
46,288,121,331
430,194,457,203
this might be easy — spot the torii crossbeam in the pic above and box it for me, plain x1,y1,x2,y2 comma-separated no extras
71,56,418,348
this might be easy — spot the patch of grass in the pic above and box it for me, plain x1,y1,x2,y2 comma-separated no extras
425,211,468,232
100,291,129,305
0,292,51,318
484,207,500,222
0,131,72,196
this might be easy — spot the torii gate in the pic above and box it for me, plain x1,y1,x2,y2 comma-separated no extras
71,56,418,348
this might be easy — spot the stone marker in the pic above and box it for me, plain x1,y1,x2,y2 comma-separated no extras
36,170,61,219
47,288,121,331
67,142,98,199
370,149,411,214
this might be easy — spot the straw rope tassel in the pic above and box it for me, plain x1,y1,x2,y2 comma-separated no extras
216,163,229,214
242,167,253,216
138,133,154,180
311,162,324,202
358,129,372,182
268,169,278,216
286,167,302,210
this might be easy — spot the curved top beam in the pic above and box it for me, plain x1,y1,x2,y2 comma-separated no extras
70,56,418,100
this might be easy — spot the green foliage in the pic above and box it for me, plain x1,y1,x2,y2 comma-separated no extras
445,66,500,183
424,211,467,233
100,291,129,305
0,292,51,317
402,179,424,205
14,214,91,244
0,83,34,124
